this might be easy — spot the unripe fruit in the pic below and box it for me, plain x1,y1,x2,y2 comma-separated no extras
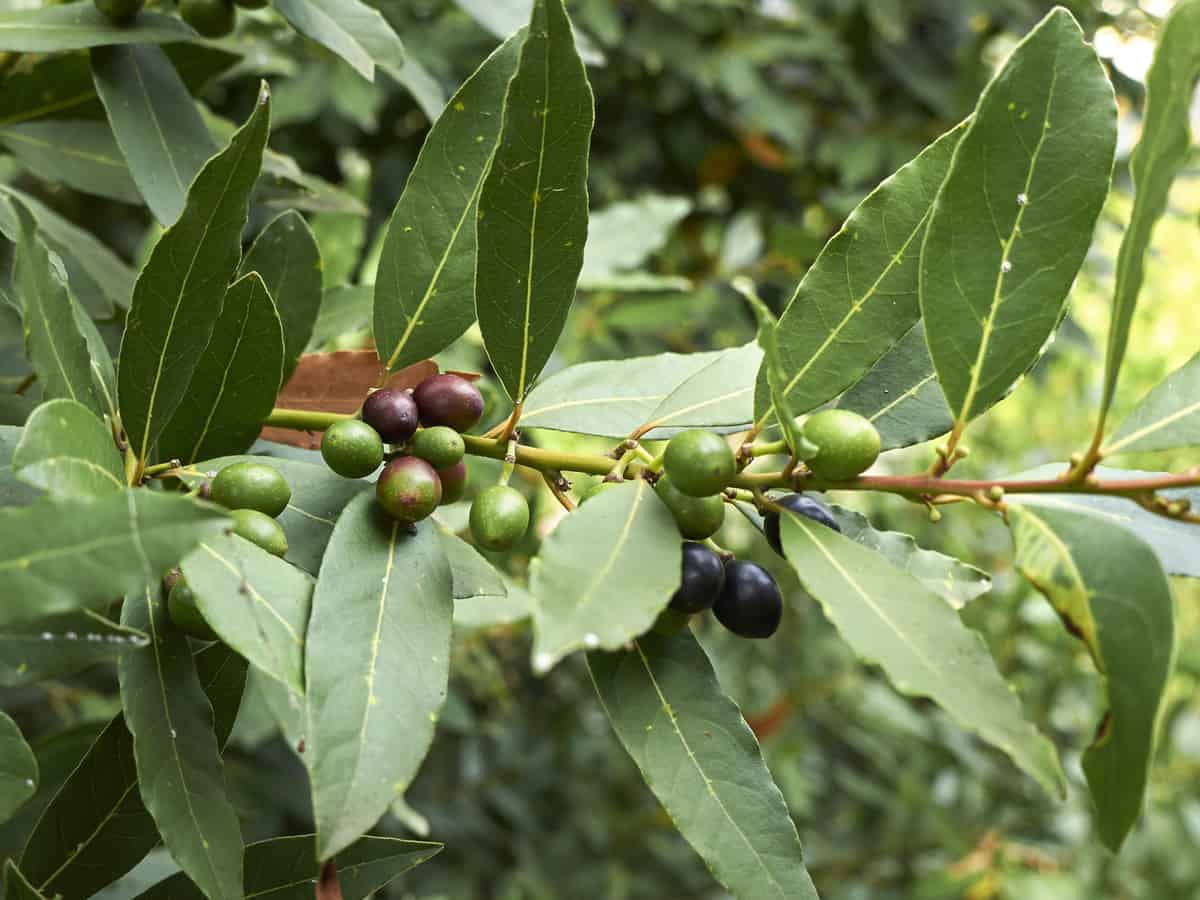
376,456,441,522
669,542,725,614
714,560,782,638
362,388,419,444
663,429,735,497
413,374,484,433
167,579,217,641
655,475,725,540
234,0,267,8
411,426,465,470
94,0,144,23
437,461,467,504
230,509,289,558
210,461,290,518
764,493,840,556
178,0,235,37
469,485,529,551
321,419,384,478
802,409,881,481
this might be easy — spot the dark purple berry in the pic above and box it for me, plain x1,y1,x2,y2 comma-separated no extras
413,374,484,433
764,493,840,556
437,461,467,504
669,542,725,614
362,388,420,444
714,561,782,639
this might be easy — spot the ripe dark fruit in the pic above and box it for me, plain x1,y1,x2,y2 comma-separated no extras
362,388,419,443
411,426,465,469
94,0,144,24
376,456,442,522
178,0,235,37
210,461,291,518
437,461,468,504
663,429,735,497
167,580,217,641
321,419,384,478
470,485,529,551
654,475,725,540
714,560,782,639
230,509,289,558
802,409,881,481
764,493,840,556
669,542,725,614
413,374,484,433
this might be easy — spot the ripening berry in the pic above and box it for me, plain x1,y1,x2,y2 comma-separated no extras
413,374,485,433
714,560,782,638
210,462,291,518
663,430,735,497
321,419,384,478
362,388,420,444
437,461,468,505
376,456,442,523
801,410,881,481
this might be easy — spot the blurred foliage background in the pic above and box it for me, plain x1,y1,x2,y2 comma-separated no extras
2,1,1199,898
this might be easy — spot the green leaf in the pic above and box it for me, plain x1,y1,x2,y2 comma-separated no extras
3,861,48,900
134,833,442,900
520,343,761,439
0,120,140,204
588,631,818,900
440,529,532,628
452,0,605,66
305,493,452,860
309,284,371,350
837,322,953,450
0,426,38,507
577,194,691,290
763,121,964,419
475,0,594,403
0,491,228,627
531,480,681,672
0,2,196,53
1095,0,1200,432
779,511,1065,797
1103,351,1200,455
0,609,147,687
12,399,123,498
157,273,284,465
181,533,313,694
91,44,217,226
1008,503,1175,851
0,712,36,824
830,505,990,609
179,456,366,575
11,200,102,415
274,0,404,82
117,85,270,469
920,8,1116,427
1001,464,1200,579
374,32,523,373
119,588,243,900
19,643,244,900
240,210,323,382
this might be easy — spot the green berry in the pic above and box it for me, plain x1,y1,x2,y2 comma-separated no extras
663,429,735,497
230,508,288,558
411,426,465,470
321,419,384,478
94,0,144,24
802,409,881,481
437,461,467,505
376,457,442,522
655,475,725,540
179,0,235,37
167,579,217,641
469,485,529,551
210,462,291,518
234,0,268,8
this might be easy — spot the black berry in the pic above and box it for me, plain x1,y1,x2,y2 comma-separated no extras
362,388,420,444
764,493,840,556
713,560,782,638
669,542,725,614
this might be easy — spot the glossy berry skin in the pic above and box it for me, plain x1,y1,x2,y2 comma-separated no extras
802,409,881,481
669,542,725,614
376,456,442,523
210,462,290,518
362,388,419,444
437,461,467,504
663,429,735,497
94,0,144,24
714,560,782,639
167,580,217,641
413,374,484,433
654,475,724,540
230,509,289,558
411,426,465,470
321,419,384,478
470,485,529,551
764,493,840,556
179,0,235,37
